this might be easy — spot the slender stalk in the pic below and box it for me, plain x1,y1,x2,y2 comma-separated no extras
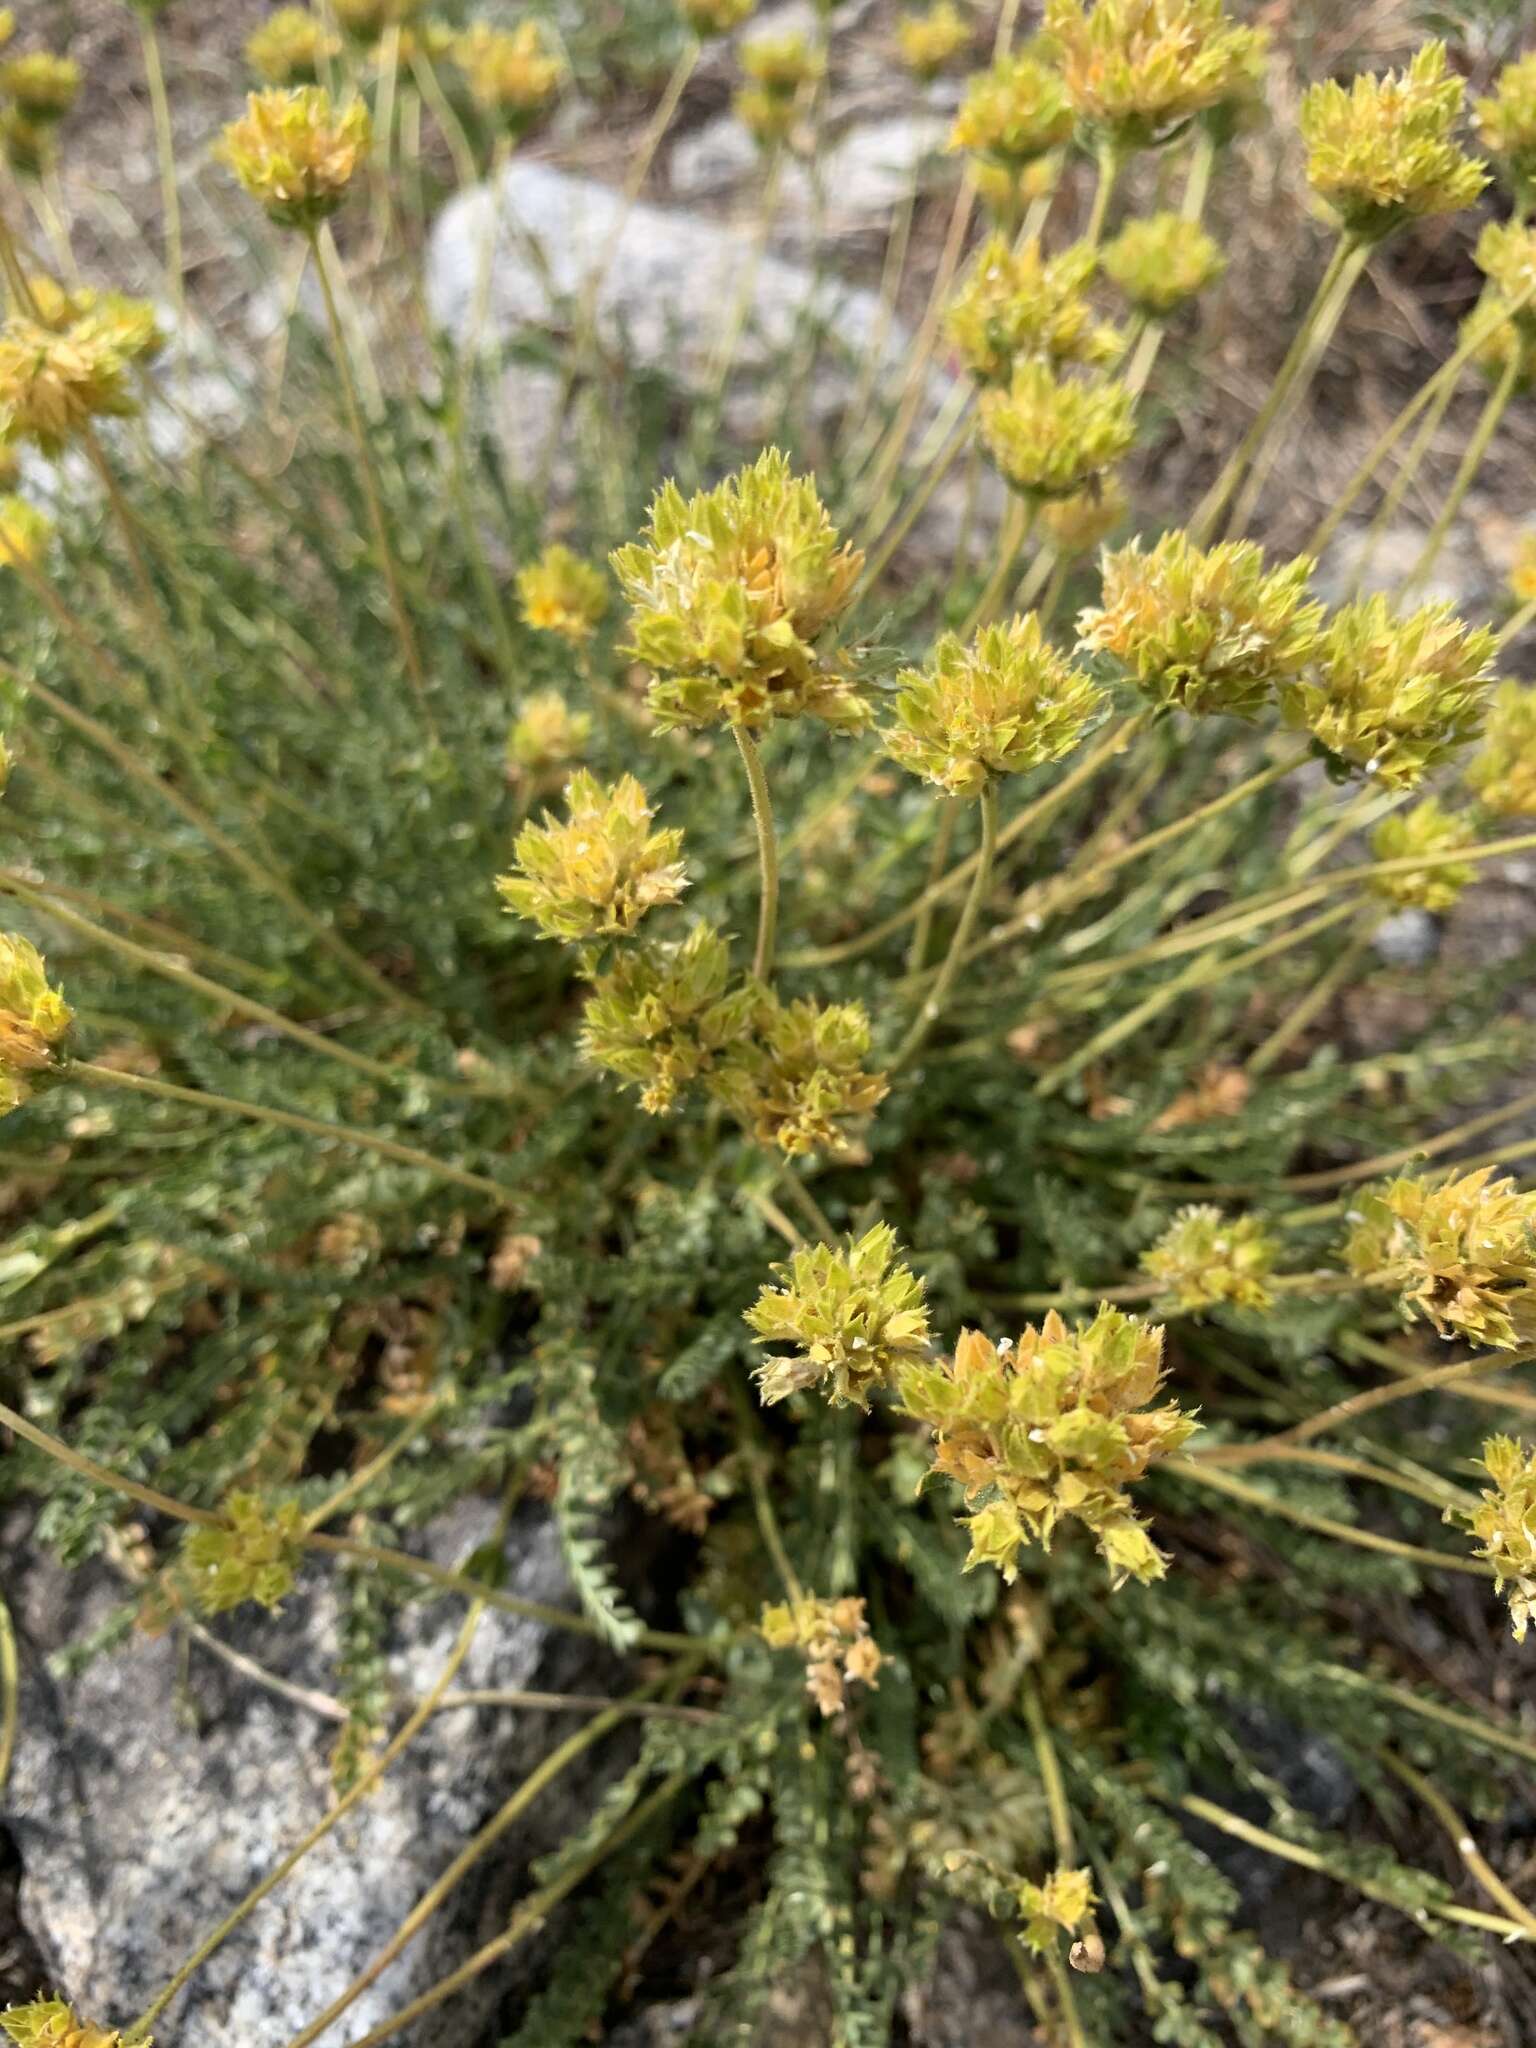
960,499,1034,638
1185,1443,1470,1515
1080,142,1121,252
1244,923,1374,1076
1400,348,1520,600
1498,591,1536,652
432,1689,717,1725
301,1404,444,1533
0,1396,223,1527
733,1383,805,1604
1323,1664,1536,1771
907,800,959,974
893,784,998,1070
1022,1673,1075,1865
1346,372,1457,597
137,11,185,379
856,405,975,592
0,1592,16,1799
1380,1751,1536,1941
732,723,780,983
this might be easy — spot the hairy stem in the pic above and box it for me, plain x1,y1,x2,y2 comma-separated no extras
733,723,780,983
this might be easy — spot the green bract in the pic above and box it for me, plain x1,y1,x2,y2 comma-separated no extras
711,993,888,1157
1300,42,1488,243
977,361,1137,500
945,236,1123,384
497,771,687,943
746,1222,932,1408
1345,1167,1536,1350
580,924,758,1114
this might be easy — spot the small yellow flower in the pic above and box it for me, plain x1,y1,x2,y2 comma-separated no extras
246,8,342,86
1300,41,1487,243
454,21,562,132
1043,0,1268,150
0,932,73,1083
1018,1865,1097,1954
1474,52,1536,203
946,235,1123,384
973,151,1062,223
1101,210,1225,315
1366,796,1474,911
506,689,592,790
1141,1206,1279,1312
949,52,1074,169
1465,680,1536,820
498,770,687,943
680,0,758,35
1458,1436,1536,1642
896,3,973,82
0,314,140,454
0,494,52,572
0,1996,127,2048
1038,473,1128,556
182,1492,306,1615
515,543,608,642
217,87,371,231
978,360,1137,500
1345,1166,1536,1350
710,993,888,1157
0,50,81,123
1511,532,1536,606
746,1222,932,1408
25,278,161,363
581,923,759,1114
758,1594,882,1716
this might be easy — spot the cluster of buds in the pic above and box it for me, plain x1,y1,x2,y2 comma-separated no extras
1039,475,1127,557
580,923,759,1114
1019,1864,1098,1955
746,1222,932,1408
246,8,342,87
733,32,823,147
710,991,888,1157
1281,596,1496,789
1101,211,1225,317
1042,0,1267,152
1366,797,1474,912
978,359,1136,501
516,542,608,643
0,933,71,1118
1079,533,1322,721
218,86,371,230
181,1492,307,1615
611,451,866,733
1465,681,1536,819
896,1306,1198,1587
1345,1166,1536,1350
1141,1206,1279,1312
506,689,592,792
497,771,686,943
885,613,1106,797
896,3,973,83
1300,42,1487,244
0,287,160,454
1475,53,1536,206
0,494,53,572
680,0,758,36
946,235,1122,384
1458,1437,1536,1643
453,21,562,134
759,1594,883,1716
948,52,1074,170
1,1998,126,2048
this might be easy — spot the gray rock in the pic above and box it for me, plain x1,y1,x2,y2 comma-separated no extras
1372,907,1439,967
672,113,951,235
4,1504,613,2048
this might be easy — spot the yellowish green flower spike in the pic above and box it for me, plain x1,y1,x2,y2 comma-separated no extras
1018,1865,1097,1954
710,993,888,1157
1466,680,1536,820
1300,42,1488,244
758,1595,883,1715
454,22,562,133
218,87,371,231
1366,797,1474,911
611,450,867,732
246,7,342,86
1101,211,1226,315
1282,596,1496,789
506,690,593,790
580,923,759,1114
182,1492,306,1615
1141,1206,1279,1312
0,494,52,571
516,543,608,642
1039,474,1128,556
0,933,71,1105
896,3,973,82
948,52,1075,170
1475,53,1536,204
978,361,1137,501
681,0,758,36
885,613,1107,797
746,1222,932,1408
498,771,687,943
0,1997,128,2048
1042,0,1268,151
945,236,1123,385
1079,533,1322,720
0,51,81,123
897,1306,1197,1588
1459,1437,1536,1643
1345,1166,1536,1350
0,315,141,454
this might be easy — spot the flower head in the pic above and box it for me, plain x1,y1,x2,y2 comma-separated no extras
734,32,822,144
454,21,562,132
746,1222,932,1408
1019,1866,1097,1954
611,450,867,732
681,0,758,36
1079,532,1322,719
1281,595,1496,788
580,923,758,1113
218,87,371,230
497,771,686,943
0,494,52,572
246,8,342,86
945,235,1123,384
182,1492,306,1615
1345,1166,1536,1350
1474,53,1536,203
0,936,68,1088
1459,284,1536,395
26,277,161,363
710,992,887,1156
1042,0,1268,150
332,0,423,36
1300,42,1487,243
886,613,1106,796
1466,681,1536,819
759,1594,883,1715
0,51,81,123
1102,210,1225,315
506,689,592,791
978,360,1137,500
1141,1206,1279,1311
949,53,1075,169
1366,796,1474,911
1474,219,1536,339
897,3,973,81
1458,1436,1536,1642
516,543,608,642
896,1305,1197,1586
0,312,141,453
1039,474,1128,556
1,1998,124,2048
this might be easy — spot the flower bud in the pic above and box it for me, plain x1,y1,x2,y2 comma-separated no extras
680,0,757,36
0,51,80,123
246,7,342,86
1301,42,1487,243
1458,1436,1536,1642
182,1491,306,1615
218,87,371,230
896,3,973,82
516,543,608,642
1101,211,1226,316
1474,52,1536,204
0,1997,124,2048
710,992,888,1156
498,770,687,943
978,360,1136,500
1366,796,1474,911
746,1222,932,1408
453,21,562,134
0,494,53,572
949,52,1074,169
1018,1865,1097,1954
946,235,1123,384
581,923,757,1113
1043,0,1268,151
1141,1206,1279,1311
506,689,592,791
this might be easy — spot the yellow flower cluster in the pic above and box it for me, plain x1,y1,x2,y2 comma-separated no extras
498,771,687,943
516,542,608,642
580,922,759,1114
454,21,562,132
218,87,371,230
1474,219,1536,337
1042,0,1268,150
978,359,1137,500
710,991,888,1157
946,235,1123,384
885,613,1106,796
0,1998,126,2048
1366,797,1474,912
246,8,342,87
182,1492,306,1615
734,32,823,146
1512,533,1536,606
896,1306,1198,1587
0,302,149,454
1141,1205,1279,1311
1345,1166,1536,1350
1460,282,1535,396
896,3,973,83
1474,52,1536,202
1101,211,1225,315
506,689,592,791
1019,1865,1097,1954
0,50,80,122
0,933,71,1116
949,51,1074,169
1459,1436,1536,1643
1300,42,1487,243
746,1222,932,1408
1466,681,1536,819
759,1594,883,1716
